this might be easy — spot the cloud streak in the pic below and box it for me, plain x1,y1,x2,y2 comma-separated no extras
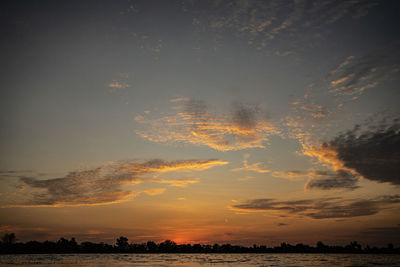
305,169,359,190
269,169,359,190
2,159,227,207
231,195,400,219
270,170,307,180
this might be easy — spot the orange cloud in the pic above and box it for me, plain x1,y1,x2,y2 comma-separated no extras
270,170,308,180
107,81,129,89
116,159,228,173
330,73,354,86
232,154,270,173
135,99,279,151
157,178,199,187
142,188,166,196
303,143,345,171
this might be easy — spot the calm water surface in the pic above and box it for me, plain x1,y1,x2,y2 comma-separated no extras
0,253,399,266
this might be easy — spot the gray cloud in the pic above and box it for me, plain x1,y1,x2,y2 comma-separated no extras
306,169,359,190
325,120,400,185
306,199,379,219
231,195,400,219
2,159,227,207
271,168,359,190
231,103,260,131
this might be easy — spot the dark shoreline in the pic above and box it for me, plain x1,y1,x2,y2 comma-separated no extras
1,252,400,255
1,234,399,254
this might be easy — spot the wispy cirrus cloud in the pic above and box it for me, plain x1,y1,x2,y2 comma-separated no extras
135,98,279,151
231,195,400,219
1,159,228,207
185,0,379,52
298,101,333,119
287,42,400,139
232,154,270,173
328,42,400,98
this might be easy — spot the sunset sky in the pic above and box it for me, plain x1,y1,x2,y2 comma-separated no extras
1,0,399,247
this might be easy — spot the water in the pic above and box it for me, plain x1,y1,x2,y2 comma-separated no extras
0,253,399,266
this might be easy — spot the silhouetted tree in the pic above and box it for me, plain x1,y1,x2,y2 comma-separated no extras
213,243,220,252
1,233,16,244
146,241,157,252
159,240,176,252
350,241,362,251
316,241,328,252
116,236,129,251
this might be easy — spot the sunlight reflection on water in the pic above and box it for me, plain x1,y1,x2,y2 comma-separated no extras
0,253,400,266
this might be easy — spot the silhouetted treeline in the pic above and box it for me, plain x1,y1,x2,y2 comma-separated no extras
0,233,399,254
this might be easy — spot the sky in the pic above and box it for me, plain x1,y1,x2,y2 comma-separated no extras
0,0,399,247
